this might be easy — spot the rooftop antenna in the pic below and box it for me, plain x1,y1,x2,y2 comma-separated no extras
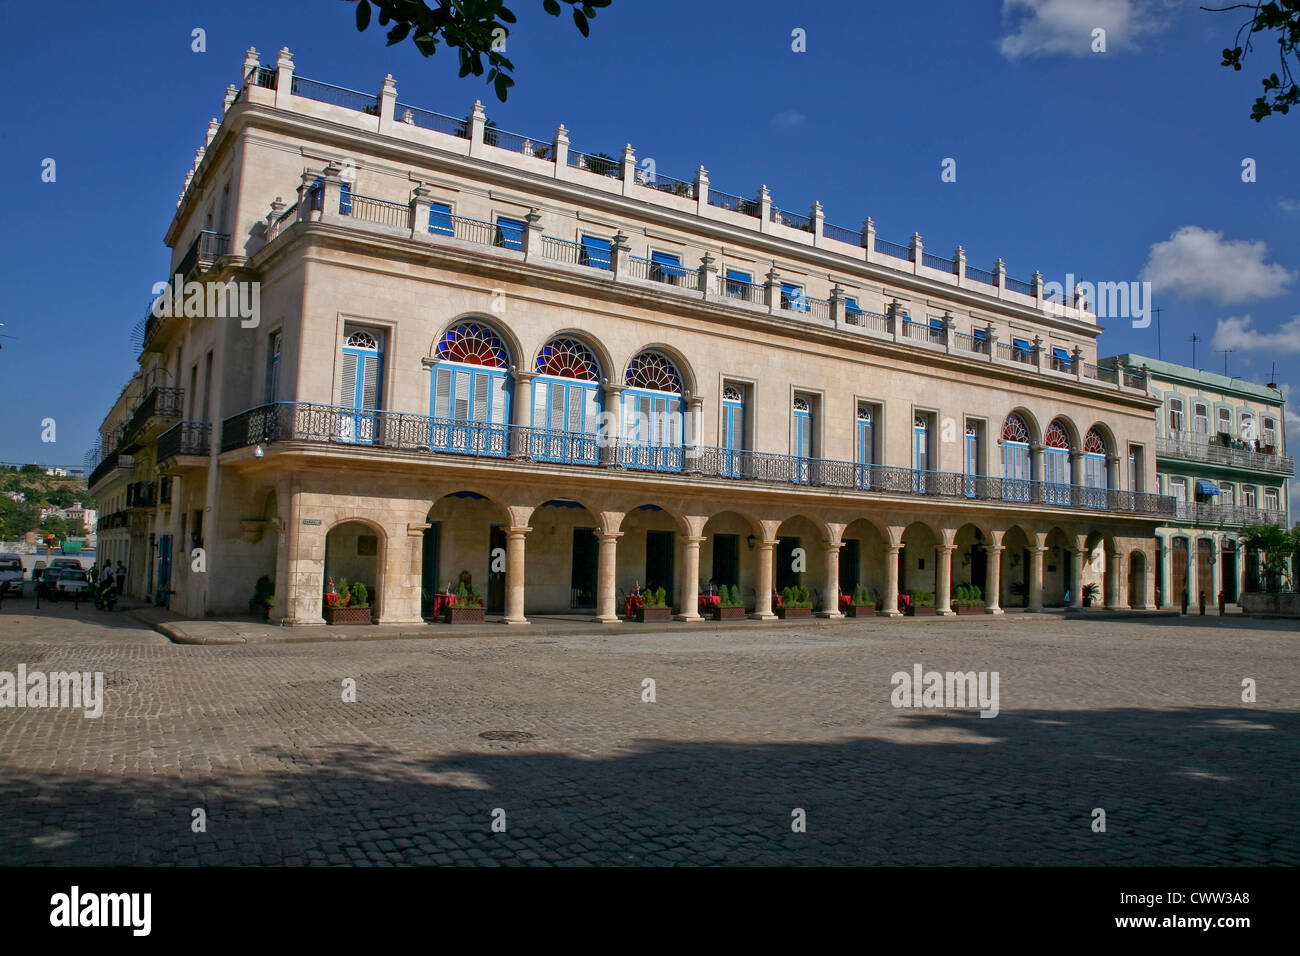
1151,307,1163,360
1217,347,1234,376
1189,333,1201,369
1267,361,1277,390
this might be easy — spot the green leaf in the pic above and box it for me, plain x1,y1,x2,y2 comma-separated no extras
386,21,412,45
543,0,561,15
573,8,589,36
356,0,371,31
499,6,517,23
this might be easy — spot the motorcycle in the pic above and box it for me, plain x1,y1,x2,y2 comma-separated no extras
93,578,118,611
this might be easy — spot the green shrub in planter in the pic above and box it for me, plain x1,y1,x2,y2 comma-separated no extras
350,581,370,610
642,587,668,608
719,585,743,608
781,585,813,609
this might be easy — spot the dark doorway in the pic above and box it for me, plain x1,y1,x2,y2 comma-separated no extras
1173,538,1189,603
571,527,597,608
839,538,860,596
487,525,506,612
712,534,739,591
1222,543,1238,602
970,542,987,598
1196,539,1213,602
776,536,800,592
421,522,440,618
645,530,674,602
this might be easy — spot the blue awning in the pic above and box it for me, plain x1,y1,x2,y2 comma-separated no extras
1195,480,1220,496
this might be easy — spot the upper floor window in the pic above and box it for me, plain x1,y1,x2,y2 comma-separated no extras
429,201,453,236
650,251,689,286
580,234,611,270
1193,402,1209,436
1011,337,1032,362
780,282,808,312
1168,398,1184,434
1051,347,1072,372
494,215,525,250
1240,411,1255,442
1243,486,1257,508
857,402,876,466
1217,407,1231,435
1262,417,1277,448
622,350,685,465
264,330,281,404
339,326,384,442
532,338,601,452
431,322,512,454
1264,488,1279,511
1044,420,1070,487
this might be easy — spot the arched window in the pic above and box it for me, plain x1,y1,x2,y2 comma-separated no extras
429,322,512,456
1001,413,1032,501
1083,426,1108,497
531,337,602,464
1044,420,1071,500
622,350,684,471
339,325,384,443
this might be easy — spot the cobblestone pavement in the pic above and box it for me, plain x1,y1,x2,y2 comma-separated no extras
0,600,1295,866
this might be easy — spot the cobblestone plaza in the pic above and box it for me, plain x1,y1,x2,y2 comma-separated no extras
1,604,1294,866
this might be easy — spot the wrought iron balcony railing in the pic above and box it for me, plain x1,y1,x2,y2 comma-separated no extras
220,402,1179,519
1157,435,1294,475
157,421,212,461
176,229,231,282
1171,500,1289,528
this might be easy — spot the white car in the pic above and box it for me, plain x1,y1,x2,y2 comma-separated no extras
0,555,24,597
55,568,91,599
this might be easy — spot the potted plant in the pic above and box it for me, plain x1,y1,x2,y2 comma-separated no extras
846,584,877,618
712,584,747,621
777,585,814,619
325,577,374,625
635,587,672,622
905,589,937,616
249,575,275,620
445,581,485,623
1082,582,1100,607
952,583,984,615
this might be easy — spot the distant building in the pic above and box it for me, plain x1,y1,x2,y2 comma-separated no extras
1104,353,1292,607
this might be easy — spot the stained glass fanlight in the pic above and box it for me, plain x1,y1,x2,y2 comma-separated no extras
437,322,510,368
1045,420,1070,449
1002,413,1031,443
1084,427,1107,455
625,350,682,393
536,337,600,381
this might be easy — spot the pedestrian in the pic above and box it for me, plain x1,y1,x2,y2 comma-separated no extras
116,561,126,596
1180,589,1189,615
1218,590,1226,615
1198,590,1206,616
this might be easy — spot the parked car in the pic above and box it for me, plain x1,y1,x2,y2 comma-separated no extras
0,554,24,597
55,568,91,600
48,558,83,572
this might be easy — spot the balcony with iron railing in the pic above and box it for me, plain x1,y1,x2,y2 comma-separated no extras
220,402,1178,520
268,179,1149,398
122,387,184,449
1171,500,1289,528
176,229,232,282
1157,435,1294,475
157,421,213,467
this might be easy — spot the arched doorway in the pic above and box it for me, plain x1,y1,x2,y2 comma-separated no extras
1128,550,1146,609
424,491,509,618
1172,537,1190,606
1001,526,1032,609
954,523,988,605
1221,539,1238,603
842,518,890,609
324,520,384,617
702,510,760,609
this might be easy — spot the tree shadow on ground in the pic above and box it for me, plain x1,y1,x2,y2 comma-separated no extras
1,705,1295,866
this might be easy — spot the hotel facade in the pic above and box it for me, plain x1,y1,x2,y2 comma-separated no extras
86,47,1177,625
1104,354,1291,607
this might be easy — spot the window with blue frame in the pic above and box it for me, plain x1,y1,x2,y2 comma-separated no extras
650,251,687,284
339,327,384,444
721,384,746,477
781,282,809,312
1012,337,1033,362
1051,346,1072,372
792,395,814,484
580,235,611,270
339,180,352,215
972,326,988,353
1001,413,1032,500
495,215,525,250
964,420,981,497
928,316,946,345
845,297,863,321
1083,427,1108,506
428,202,453,237
622,351,685,471
1044,420,1071,504
856,402,875,489
725,268,754,299
429,322,512,456
531,338,602,464
913,413,931,492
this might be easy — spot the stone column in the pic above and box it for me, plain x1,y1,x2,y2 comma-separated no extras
985,545,1004,614
595,530,621,623
1069,548,1085,607
694,165,709,216
1106,547,1124,609
468,100,486,158
410,184,432,239
676,535,706,621
817,542,843,618
935,544,955,615
504,526,530,624
1028,545,1047,611
751,539,778,620
510,370,535,456
378,73,397,134
879,545,902,617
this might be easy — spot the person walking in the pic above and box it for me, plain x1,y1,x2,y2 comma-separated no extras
115,560,126,596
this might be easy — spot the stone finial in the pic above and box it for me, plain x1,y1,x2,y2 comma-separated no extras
193,147,205,169
276,47,293,67
223,84,238,112
206,118,220,145
696,165,708,177
622,143,635,160
382,73,396,92
472,100,486,117
243,47,260,75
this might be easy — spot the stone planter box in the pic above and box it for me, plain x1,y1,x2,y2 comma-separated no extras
906,605,937,616
325,606,373,626
712,605,747,621
776,606,813,620
636,605,672,622
444,605,485,624
953,604,984,615
845,604,875,617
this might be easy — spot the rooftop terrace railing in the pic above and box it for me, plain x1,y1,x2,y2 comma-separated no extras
220,401,1179,519
1157,435,1294,475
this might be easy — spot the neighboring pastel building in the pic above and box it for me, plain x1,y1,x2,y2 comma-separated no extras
84,48,1176,624
1105,353,1292,606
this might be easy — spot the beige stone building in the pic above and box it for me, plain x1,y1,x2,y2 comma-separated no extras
1103,354,1291,608
86,47,1177,624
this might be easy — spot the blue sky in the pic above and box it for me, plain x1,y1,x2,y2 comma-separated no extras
1,0,1296,483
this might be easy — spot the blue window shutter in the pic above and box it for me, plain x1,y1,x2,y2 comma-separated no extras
340,351,358,407
973,327,987,340
725,269,752,283
339,181,352,215
429,202,453,236
433,367,451,419
581,235,612,269
651,251,685,280
496,216,525,250
1013,338,1032,351
845,297,861,314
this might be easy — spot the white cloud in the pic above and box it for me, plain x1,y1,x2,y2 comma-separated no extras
998,0,1165,60
1279,199,1300,215
771,110,805,128
1211,314,1300,354
1140,226,1295,305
